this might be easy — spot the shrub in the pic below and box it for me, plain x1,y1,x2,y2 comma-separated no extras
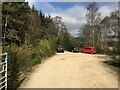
2,39,56,89
3,44,33,89
33,39,51,61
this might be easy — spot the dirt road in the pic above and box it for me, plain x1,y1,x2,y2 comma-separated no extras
20,51,118,88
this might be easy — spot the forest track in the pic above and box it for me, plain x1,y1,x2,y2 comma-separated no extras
19,51,118,88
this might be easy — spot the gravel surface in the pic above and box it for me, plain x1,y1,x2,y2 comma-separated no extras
19,51,118,88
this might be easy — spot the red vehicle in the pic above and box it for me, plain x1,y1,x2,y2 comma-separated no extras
81,47,96,54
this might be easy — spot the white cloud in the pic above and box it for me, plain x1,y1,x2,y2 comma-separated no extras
25,2,118,37
40,2,60,12
49,5,87,37
99,3,118,19
25,2,87,37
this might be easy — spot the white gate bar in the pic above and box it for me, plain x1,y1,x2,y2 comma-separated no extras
0,53,8,90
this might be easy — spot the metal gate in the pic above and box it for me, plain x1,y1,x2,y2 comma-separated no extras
0,53,8,90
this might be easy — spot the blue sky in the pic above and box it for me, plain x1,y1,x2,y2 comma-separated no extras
49,2,114,9
33,2,116,14
26,1,118,37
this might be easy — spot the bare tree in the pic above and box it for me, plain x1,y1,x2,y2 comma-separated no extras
86,2,101,46
52,16,69,46
52,16,67,36
110,11,119,39
100,16,110,49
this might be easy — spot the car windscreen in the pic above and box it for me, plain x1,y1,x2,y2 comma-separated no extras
85,48,91,50
74,47,79,49
58,45,64,48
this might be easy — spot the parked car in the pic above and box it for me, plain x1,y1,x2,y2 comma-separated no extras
72,47,80,53
81,47,96,54
56,45,65,52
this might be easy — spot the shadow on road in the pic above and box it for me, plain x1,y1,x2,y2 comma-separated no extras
103,59,120,68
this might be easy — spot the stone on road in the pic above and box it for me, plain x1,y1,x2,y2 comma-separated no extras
20,51,118,88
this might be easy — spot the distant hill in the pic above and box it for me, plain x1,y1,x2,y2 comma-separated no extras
74,37,85,43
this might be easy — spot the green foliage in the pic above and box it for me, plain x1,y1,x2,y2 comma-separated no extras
32,39,52,65
37,40,50,53
3,44,33,89
3,39,55,89
117,32,120,55
57,32,79,51
2,2,58,89
62,33,74,51
2,2,30,45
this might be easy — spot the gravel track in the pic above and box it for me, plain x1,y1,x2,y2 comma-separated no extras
19,51,118,88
